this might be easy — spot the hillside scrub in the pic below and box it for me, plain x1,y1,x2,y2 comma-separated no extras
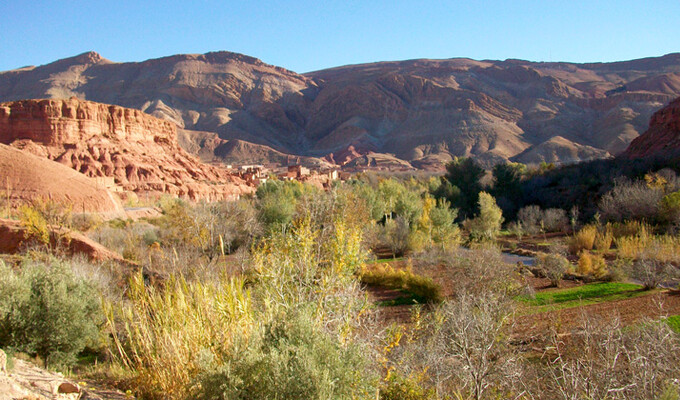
0,258,103,369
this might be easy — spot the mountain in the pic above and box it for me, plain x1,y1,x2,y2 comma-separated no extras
2,51,680,168
0,98,253,200
622,96,680,159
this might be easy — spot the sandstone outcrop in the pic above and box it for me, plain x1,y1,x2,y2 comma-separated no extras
0,98,253,200
0,143,125,217
622,96,680,159
2,51,680,168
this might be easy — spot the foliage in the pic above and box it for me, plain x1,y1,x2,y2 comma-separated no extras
0,258,102,369
615,227,680,264
593,223,613,251
577,251,608,278
438,158,485,219
466,192,504,243
194,309,376,400
380,372,436,400
660,190,680,226
18,198,73,251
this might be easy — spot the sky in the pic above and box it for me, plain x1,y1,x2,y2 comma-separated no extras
1,1,679,73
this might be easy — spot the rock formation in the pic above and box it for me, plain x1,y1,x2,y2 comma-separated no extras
0,143,125,217
2,51,680,168
622,96,680,159
0,98,253,200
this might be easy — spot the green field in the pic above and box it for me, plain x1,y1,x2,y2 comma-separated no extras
518,282,649,313
666,315,680,333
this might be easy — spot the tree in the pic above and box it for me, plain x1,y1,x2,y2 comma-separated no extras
467,192,504,242
435,293,518,400
440,158,485,219
492,162,526,216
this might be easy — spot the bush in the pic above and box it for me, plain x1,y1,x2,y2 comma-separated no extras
630,256,677,290
0,259,102,369
568,225,597,254
539,253,570,287
542,208,569,233
194,310,377,400
577,252,608,279
599,178,664,222
593,224,613,251
517,205,541,235
380,372,436,400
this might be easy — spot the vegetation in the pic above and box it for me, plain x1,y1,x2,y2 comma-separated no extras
519,282,643,308
0,258,102,368
3,161,680,399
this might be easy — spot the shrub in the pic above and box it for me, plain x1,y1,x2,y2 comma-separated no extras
380,372,436,400
660,190,680,227
630,256,677,290
577,252,608,279
193,310,377,400
568,225,597,254
599,178,664,222
384,216,412,257
517,205,541,235
542,208,569,233
539,253,570,287
593,224,613,251
0,259,102,369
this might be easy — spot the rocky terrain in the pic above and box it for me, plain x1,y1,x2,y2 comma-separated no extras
0,143,125,217
2,51,680,168
622,96,680,158
0,98,253,200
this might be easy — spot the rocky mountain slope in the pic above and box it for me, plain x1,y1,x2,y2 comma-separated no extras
622,96,680,158
2,51,680,167
0,98,253,200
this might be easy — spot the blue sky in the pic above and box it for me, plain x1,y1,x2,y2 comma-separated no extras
1,1,678,73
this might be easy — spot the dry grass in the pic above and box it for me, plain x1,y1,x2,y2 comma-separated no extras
615,225,680,264
568,225,597,254
105,272,253,399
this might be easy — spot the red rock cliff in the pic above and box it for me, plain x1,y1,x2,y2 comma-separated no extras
0,98,253,200
622,97,680,159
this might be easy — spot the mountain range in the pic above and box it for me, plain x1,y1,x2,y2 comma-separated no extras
2,51,680,168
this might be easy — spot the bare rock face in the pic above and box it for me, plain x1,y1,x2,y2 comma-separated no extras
2,51,680,168
622,97,680,159
0,98,253,200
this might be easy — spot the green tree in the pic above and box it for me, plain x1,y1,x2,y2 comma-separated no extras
491,162,526,216
439,158,484,219
467,192,504,242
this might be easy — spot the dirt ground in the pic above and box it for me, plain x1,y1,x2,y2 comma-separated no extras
513,289,680,340
0,357,131,400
